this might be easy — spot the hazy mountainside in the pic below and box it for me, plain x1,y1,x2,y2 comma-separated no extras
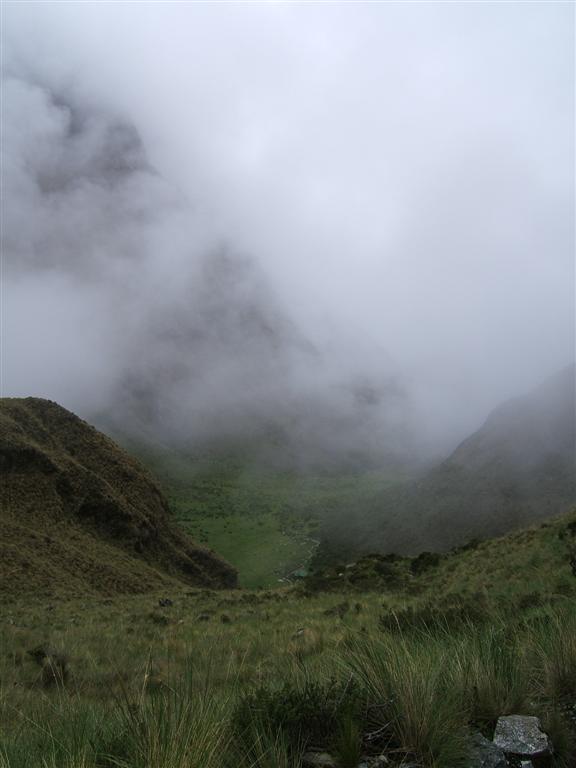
448,363,575,472
85,238,416,475
0,398,236,599
316,366,576,561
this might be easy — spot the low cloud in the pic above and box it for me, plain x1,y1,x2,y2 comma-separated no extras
2,2,573,463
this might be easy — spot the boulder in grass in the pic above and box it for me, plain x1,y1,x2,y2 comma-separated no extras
493,715,552,759
302,753,337,768
469,732,508,768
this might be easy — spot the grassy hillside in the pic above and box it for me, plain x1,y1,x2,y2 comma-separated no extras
1,508,574,767
0,398,236,599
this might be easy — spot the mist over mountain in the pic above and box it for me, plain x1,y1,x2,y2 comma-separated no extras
2,2,574,466
316,366,576,561
448,365,575,474
0,73,418,467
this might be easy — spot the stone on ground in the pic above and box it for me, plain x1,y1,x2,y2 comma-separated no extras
493,715,552,758
469,732,508,768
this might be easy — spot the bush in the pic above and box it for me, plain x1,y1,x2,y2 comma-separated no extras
410,551,442,576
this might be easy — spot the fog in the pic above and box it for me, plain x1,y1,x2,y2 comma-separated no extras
1,2,574,464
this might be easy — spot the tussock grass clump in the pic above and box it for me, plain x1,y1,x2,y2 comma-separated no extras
1,663,232,768
451,624,530,728
530,609,576,702
231,727,305,768
0,696,126,768
343,631,471,767
112,666,231,768
288,627,325,661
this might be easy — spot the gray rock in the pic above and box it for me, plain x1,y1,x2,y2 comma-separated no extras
493,715,552,758
302,753,337,767
469,733,507,768
355,760,390,768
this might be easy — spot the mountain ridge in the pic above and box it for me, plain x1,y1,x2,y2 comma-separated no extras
0,397,237,599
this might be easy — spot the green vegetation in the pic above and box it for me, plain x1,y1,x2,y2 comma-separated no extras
1,509,575,767
305,508,576,603
179,511,312,588
123,438,405,587
2,397,575,766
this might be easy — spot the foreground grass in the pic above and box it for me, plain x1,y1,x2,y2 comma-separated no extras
1,583,575,768
2,512,574,766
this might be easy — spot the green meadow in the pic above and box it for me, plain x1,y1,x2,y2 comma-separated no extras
127,441,406,587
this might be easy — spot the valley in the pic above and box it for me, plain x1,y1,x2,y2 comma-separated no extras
121,439,407,587
2,4,573,765
1,396,575,767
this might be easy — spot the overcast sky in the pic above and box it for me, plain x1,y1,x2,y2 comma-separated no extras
1,1,574,457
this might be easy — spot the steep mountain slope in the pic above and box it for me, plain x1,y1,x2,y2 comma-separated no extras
316,366,575,560
0,398,237,599
411,364,575,549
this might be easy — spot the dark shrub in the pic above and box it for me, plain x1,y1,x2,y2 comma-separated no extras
232,678,362,755
517,591,544,611
452,538,481,554
379,596,492,634
410,551,442,576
